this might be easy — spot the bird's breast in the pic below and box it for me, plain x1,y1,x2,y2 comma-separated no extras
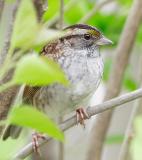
60,50,104,98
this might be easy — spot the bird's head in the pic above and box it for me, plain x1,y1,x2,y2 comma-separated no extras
63,24,113,50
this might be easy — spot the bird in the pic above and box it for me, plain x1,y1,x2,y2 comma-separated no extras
2,24,112,143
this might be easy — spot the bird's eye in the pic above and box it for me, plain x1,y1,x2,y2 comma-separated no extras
84,34,91,40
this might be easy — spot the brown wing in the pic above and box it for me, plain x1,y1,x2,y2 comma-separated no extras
23,86,40,104
40,39,64,60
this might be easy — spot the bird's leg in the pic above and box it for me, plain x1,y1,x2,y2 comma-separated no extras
76,108,90,127
32,132,46,154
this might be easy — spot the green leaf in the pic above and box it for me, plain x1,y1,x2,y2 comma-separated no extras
123,77,138,91
11,0,38,49
105,134,124,145
64,0,91,24
137,26,142,44
8,106,64,141
103,60,138,91
130,116,142,160
5,0,16,3
43,0,60,22
123,67,138,91
118,0,132,7
33,28,65,52
12,54,68,86
103,59,112,82
87,13,126,45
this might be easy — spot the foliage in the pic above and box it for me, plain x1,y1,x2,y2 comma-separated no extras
103,59,112,82
136,27,142,45
105,134,124,145
118,0,132,7
43,0,134,45
103,59,138,91
88,13,126,45
12,54,68,86
123,74,138,91
8,105,64,141
10,0,65,52
43,0,60,22
64,0,93,23
11,0,38,50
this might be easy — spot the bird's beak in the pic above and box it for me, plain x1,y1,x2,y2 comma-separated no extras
96,36,113,46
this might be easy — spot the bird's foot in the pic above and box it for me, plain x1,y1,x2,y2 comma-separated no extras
32,132,46,154
76,108,90,128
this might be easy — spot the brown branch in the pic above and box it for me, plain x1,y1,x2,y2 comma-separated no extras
86,0,142,160
33,0,47,22
13,88,142,159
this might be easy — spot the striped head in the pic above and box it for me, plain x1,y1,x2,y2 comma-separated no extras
62,24,112,50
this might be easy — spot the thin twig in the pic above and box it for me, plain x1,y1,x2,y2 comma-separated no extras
0,0,4,20
59,0,64,30
79,0,114,23
0,0,20,67
46,0,76,28
58,1,64,159
14,88,142,159
58,117,64,160
33,0,47,22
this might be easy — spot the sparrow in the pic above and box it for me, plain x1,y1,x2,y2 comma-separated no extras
2,24,112,141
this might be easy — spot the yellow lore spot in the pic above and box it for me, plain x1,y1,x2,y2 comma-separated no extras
88,30,100,37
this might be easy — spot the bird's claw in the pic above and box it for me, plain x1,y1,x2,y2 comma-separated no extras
76,108,90,128
32,132,46,154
